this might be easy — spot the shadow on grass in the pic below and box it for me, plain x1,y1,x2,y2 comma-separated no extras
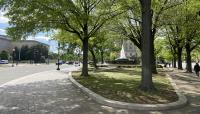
94,67,142,77
73,69,178,104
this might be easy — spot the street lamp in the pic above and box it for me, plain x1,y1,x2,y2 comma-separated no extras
12,48,15,67
57,42,60,70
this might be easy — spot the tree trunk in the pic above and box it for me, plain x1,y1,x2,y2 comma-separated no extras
139,0,155,91
173,56,177,68
177,47,183,70
177,48,183,70
100,50,104,64
185,44,192,72
151,42,157,74
151,28,157,74
90,49,98,69
81,38,89,76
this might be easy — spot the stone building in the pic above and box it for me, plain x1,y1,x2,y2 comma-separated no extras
0,35,49,55
0,35,11,52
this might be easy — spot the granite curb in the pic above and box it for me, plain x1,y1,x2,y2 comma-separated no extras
69,72,188,111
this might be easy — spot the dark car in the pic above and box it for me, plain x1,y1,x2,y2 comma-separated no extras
56,60,63,65
74,61,80,66
66,61,74,65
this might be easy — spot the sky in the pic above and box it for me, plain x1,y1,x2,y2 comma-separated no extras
0,11,58,53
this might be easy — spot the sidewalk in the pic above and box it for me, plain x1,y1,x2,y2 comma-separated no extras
0,68,199,114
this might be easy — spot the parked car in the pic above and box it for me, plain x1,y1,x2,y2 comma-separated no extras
66,61,74,65
74,61,80,66
56,60,63,65
0,60,9,64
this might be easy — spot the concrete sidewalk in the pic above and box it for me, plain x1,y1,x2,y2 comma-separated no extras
0,68,199,114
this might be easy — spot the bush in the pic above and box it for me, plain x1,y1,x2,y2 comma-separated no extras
0,51,9,60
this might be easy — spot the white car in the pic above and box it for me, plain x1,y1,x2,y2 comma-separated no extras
0,60,9,64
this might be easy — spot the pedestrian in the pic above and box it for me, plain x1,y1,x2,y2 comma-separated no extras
194,62,200,77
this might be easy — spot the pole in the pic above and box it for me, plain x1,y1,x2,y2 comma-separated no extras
12,49,15,67
57,42,60,70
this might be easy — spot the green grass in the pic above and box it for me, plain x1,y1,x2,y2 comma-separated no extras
72,68,178,104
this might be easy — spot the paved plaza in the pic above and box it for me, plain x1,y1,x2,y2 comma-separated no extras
0,66,199,114
0,64,70,85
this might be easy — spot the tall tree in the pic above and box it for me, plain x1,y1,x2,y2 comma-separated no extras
0,0,122,76
183,0,200,72
112,0,182,73
162,0,200,70
139,0,155,91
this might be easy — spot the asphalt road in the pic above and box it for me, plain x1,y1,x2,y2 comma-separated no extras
0,63,72,85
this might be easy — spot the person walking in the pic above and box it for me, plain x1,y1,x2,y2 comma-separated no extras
194,62,200,77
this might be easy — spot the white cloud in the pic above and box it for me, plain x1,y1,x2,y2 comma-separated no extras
0,16,9,23
0,29,6,35
27,35,51,41
0,11,9,23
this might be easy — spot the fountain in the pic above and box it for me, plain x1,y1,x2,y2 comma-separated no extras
113,43,133,64
106,41,135,65
119,44,126,59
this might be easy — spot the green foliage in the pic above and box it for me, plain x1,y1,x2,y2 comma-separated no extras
13,45,49,62
20,45,29,60
0,50,9,60
48,52,58,60
109,52,118,60
30,45,49,63
161,0,200,62
53,30,81,61
53,28,121,62
155,37,173,61
192,46,200,61
0,0,123,40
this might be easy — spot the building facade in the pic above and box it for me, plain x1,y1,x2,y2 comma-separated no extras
0,35,49,54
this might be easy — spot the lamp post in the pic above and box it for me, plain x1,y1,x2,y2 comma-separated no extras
12,48,15,67
18,47,21,65
57,42,60,70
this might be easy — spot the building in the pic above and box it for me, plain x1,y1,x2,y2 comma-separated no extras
0,35,49,55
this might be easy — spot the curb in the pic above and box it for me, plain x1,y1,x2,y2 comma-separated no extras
69,72,188,110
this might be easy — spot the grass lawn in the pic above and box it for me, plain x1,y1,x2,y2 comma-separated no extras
72,68,178,104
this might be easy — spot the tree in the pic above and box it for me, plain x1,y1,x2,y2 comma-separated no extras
0,0,123,76
0,50,9,60
54,29,113,69
169,25,184,70
162,0,200,70
25,45,49,63
183,0,200,72
184,16,200,72
88,30,109,69
53,30,80,62
164,31,178,68
20,45,30,60
112,0,182,73
139,0,155,91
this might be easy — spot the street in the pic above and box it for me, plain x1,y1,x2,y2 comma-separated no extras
0,63,71,85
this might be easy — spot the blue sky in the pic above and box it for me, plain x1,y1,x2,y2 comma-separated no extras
0,11,58,52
